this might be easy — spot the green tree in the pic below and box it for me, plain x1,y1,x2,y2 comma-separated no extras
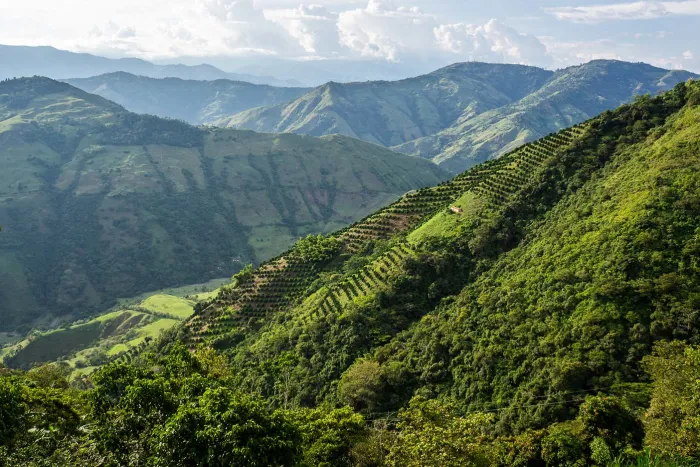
231,264,254,287
338,359,384,413
83,344,306,466
292,234,341,263
0,373,82,467
150,387,301,467
385,396,494,467
0,378,26,447
577,395,643,459
291,406,365,467
644,342,700,458
540,422,586,467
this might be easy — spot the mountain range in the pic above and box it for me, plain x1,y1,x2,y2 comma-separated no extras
219,62,551,146
184,79,700,412
0,44,305,87
42,58,697,176
223,60,697,172
65,72,311,125
0,77,448,332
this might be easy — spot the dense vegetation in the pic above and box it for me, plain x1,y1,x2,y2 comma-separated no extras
1,338,698,465
0,77,448,333
66,72,310,124
224,60,697,172
167,80,700,463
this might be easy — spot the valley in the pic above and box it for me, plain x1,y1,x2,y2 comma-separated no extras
0,77,448,332
0,278,227,375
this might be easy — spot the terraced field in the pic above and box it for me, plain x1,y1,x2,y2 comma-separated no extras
185,124,587,346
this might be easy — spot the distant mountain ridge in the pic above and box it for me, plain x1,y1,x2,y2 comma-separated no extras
223,60,698,172
0,77,448,332
65,72,311,124
0,44,305,87
396,60,699,171
219,62,552,148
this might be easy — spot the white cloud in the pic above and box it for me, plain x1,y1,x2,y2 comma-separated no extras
632,30,668,39
667,0,700,14
0,0,697,75
434,20,551,67
265,4,340,55
546,1,669,23
334,1,550,66
79,22,147,57
337,0,435,61
116,27,137,39
654,54,696,69
542,38,627,66
546,0,700,24
200,0,302,55
201,0,261,22
540,36,698,73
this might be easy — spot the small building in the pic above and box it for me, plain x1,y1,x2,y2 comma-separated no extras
450,206,463,214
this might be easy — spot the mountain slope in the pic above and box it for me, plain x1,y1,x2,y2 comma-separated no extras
220,63,552,147
178,79,700,434
223,60,696,173
0,44,303,86
397,60,698,172
0,77,449,332
65,72,310,125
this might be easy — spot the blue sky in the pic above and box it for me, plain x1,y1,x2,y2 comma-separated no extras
0,0,698,74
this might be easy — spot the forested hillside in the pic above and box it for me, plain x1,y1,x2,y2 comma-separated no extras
66,72,310,124
225,60,697,172
189,79,700,462
2,77,699,467
0,77,448,332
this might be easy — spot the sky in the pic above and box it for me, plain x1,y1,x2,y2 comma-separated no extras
0,0,698,76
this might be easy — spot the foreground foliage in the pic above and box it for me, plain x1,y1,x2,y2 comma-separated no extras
1,341,699,466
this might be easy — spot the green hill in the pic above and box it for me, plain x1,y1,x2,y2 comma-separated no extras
0,77,449,332
66,72,311,124
397,60,698,172
224,60,697,173
219,62,552,147
177,79,700,457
